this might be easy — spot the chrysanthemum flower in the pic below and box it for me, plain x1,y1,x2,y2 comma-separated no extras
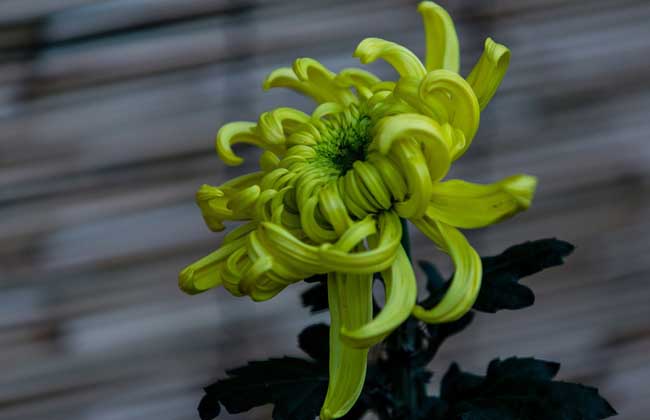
180,2,536,419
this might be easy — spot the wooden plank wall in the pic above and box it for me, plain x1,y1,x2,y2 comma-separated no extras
1,0,648,419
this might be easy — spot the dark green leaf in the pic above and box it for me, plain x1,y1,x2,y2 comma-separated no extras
440,362,485,403
298,323,329,362
486,357,559,382
439,357,616,420
474,239,575,313
301,282,328,314
199,357,328,420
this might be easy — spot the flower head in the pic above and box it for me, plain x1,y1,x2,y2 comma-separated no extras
180,2,536,418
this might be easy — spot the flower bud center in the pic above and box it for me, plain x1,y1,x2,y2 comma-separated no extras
313,107,372,174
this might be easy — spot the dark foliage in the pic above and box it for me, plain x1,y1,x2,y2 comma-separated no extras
199,239,615,420
474,239,574,313
434,357,616,420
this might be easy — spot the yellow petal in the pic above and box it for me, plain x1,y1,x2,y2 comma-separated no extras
466,38,511,111
411,219,481,322
426,175,537,228
321,271,371,420
341,244,417,348
418,1,460,72
354,37,426,79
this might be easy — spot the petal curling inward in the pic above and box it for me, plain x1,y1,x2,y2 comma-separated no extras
321,271,372,420
257,107,310,146
411,219,481,323
466,37,511,111
419,70,480,157
263,60,357,105
426,175,537,229
257,212,401,275
196,172,264,232
334,68,381,99
372,113,452,183
418,1,460,72
341,244,418,348
216,121,286,166
354,38,427,79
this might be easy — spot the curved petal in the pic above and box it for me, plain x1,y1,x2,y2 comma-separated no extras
215,122,262,166
354,37,426,79
371,113,452,182
263,67,326,103
466,38,511,111
263,60,357,106
216,121,287,166
426,175,537,228
391,138,433,219
293,58,357,105
257,211,401,275
334,68,381,99
196,172,264,231
411,218,481,322
418,1,460,72
341,244,418,348
319,181,354,235
419,70,480,157
178,223,256,294
257,107,310,146
321,271,372,420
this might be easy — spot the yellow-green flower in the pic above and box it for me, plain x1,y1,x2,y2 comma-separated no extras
180,2,536,419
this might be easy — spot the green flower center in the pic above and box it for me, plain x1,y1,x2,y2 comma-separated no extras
312,108,373,174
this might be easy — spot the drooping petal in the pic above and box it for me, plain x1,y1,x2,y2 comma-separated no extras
354,38,427,79
418,1,460,72
321,271,372,420
178,223,256,294
341,244,417,348
411,218,481,322
466,37,511,111
426,175,537,228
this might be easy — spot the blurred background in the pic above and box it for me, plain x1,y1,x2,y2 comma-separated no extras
1,0,649,419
